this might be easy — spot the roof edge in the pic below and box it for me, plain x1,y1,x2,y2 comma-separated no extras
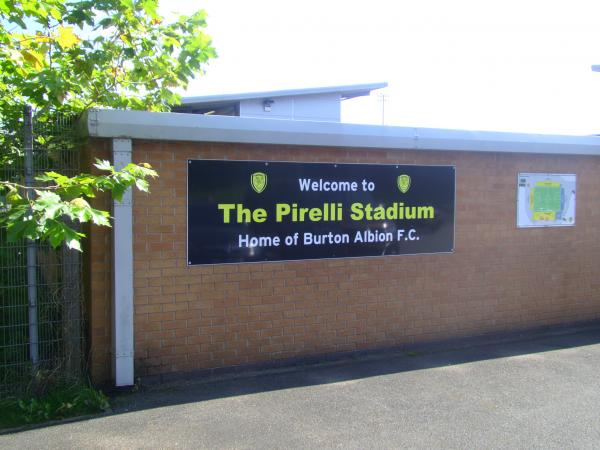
83,109,600,156
180,82,388,105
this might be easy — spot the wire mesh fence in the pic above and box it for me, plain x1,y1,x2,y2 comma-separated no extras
0,106,84,397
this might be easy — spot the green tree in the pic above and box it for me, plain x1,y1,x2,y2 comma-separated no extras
0,0,216,249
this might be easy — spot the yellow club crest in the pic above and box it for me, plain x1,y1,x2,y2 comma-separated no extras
251,172,268,193
397,174,411,193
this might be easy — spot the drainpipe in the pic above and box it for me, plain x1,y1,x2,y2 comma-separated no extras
112,138,134,387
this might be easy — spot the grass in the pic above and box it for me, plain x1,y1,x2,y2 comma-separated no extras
0,382,110,429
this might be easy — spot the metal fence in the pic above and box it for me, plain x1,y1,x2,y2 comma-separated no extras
0,107,84,397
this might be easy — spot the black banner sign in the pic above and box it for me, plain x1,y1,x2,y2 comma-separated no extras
187,160,455,265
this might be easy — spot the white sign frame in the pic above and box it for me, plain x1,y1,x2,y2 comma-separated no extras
516,172,576,228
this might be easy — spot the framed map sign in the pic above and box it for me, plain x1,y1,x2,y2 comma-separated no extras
517,173,576,228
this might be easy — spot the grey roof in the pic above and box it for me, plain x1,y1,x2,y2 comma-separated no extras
84,109,600,156
179,82,388,107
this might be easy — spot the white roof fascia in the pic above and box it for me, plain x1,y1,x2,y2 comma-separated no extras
84,109,600,156
180,82,388,105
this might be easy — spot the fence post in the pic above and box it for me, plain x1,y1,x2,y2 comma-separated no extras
23,105,39,369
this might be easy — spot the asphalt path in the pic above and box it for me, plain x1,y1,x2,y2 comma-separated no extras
2,326,600,449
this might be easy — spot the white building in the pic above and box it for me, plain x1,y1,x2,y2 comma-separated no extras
173,82,387,122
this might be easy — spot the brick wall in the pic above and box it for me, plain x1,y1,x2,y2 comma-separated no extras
84,138,113,382
87,139,600,382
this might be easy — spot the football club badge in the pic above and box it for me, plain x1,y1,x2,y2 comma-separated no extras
251,172,268,193
397,174,411,193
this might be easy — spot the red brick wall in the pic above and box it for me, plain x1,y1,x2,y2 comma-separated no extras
84,138,113,382
87,138,600,382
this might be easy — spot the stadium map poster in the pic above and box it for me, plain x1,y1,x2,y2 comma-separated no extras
516,173,576,228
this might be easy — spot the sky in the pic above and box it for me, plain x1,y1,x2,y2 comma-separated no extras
161,0,600,135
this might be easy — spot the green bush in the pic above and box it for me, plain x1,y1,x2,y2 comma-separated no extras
0,381,109,428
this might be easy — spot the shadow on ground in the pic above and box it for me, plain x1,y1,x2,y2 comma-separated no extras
5,322,600,434
108,324,600,414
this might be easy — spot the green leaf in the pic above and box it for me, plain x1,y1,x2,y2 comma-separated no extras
88,207,110,226
42,203,63,220
7,212,39,242
33,190,61,210
66,238,81,251
47,223,65,248
119,34,132,46
94,159,113,172
140,0,159,18
44,221,85,250
49,7,62,21
21,49,46,70
6,190,23,204
56,26,80,49
111,184,126,202
0,0,10,14
134,178,149,192
39,171,69,184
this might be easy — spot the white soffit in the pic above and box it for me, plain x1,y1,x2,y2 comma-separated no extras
180,82,388,105
84,109,600,156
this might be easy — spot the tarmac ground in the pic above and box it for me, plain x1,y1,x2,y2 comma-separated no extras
2,324,600,449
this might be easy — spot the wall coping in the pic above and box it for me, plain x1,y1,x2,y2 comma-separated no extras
83,109,600,156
